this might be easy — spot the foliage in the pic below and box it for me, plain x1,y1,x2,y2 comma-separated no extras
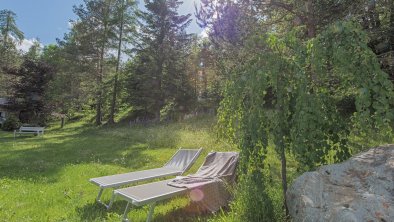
108,0,138,124
230,152,275,221
126,0,194,120
308,21,394,152
7,59,54,125
1,115,21,131
0,9,24,95
216,19,394,220
72,0,123,125
360,0,394,80
24,39,42,60
0,10,24,45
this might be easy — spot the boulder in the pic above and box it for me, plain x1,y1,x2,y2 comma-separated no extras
287,145,394,222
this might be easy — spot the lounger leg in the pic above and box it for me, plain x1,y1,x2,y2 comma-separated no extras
96,188,104,202
96,188,116,209
122,202,131,222
106,192,116,209
146,202,156,222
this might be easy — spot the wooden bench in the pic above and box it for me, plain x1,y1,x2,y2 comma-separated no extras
14,126,45,138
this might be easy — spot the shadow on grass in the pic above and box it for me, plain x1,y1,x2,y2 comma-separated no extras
77,199,218,222
154,201,221,222
0,123,181,182
76,200,128,221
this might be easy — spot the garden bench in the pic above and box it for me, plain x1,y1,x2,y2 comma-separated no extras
14,126,45,138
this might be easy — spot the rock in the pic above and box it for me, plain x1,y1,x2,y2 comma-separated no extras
287,145,394,222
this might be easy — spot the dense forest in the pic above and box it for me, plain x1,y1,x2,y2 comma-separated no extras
1,0,394,220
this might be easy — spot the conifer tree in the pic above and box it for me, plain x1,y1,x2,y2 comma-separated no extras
0,10,24,47
72,0,115,125
0,10,23,97
108,0,137,124
129,0,192,120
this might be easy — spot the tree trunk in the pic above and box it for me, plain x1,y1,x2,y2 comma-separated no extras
276,71,289,216
60,117,65,128
155,27,165,122
305,0,316,38
108,1,125,125
95,5,110,126
96,85,103,125
96,48,104,126
155,61,163,122
280,142,288,216
390,0,394,49
368,0,381,29
389,0,394,81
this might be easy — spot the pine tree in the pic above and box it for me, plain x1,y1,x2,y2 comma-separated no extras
0,10,24,47
108,0,137,124
7,59,53,124
72,0,115,125
129,0,192,120
0,10,23,97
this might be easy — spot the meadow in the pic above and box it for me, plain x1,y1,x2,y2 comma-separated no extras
1,114,388,222
0,116,244,222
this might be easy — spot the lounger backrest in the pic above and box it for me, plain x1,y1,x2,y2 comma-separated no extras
163,148,202,173
194,152,239,179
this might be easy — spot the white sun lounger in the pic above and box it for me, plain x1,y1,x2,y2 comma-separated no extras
89,148,202,209
116,179,187,222
114,152,239,222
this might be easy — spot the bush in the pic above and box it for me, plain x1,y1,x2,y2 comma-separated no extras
160,100,178,121
224,146,290,222
231,169,276,221
2,115,21,131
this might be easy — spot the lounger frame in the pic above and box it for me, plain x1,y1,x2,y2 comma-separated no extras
90,148,202,209
114,152,239,222
114,179,188,222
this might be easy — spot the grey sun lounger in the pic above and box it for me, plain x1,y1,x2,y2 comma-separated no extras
114,152,239,222
89,148,202,209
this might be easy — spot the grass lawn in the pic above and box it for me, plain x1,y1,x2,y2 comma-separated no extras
0,117,391,222
0,116,241,222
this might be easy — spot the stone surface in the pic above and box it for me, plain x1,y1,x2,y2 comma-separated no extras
287,145,394,222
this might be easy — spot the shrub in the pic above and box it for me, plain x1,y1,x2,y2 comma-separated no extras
2,115,21,131
231,169,276,221
160,100,177,121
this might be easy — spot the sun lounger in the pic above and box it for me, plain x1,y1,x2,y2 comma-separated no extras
89,148,202,209
114,152,239,222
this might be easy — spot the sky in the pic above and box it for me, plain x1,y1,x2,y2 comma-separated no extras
0,0,204,51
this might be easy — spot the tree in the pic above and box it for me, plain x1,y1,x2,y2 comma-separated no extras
197,1,394,220
7,59,54,125
25,39,42,60
360,0,394,81
217,21,394,221
41,44,70,128
108,0,137,124
0,10,24,47
41,41,89,127
185,37,223,113
128,0,193,120
72,0,116,125
0,10,23,97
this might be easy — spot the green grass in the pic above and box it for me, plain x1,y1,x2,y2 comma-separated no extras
3,114,386,221
0,116,238,222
